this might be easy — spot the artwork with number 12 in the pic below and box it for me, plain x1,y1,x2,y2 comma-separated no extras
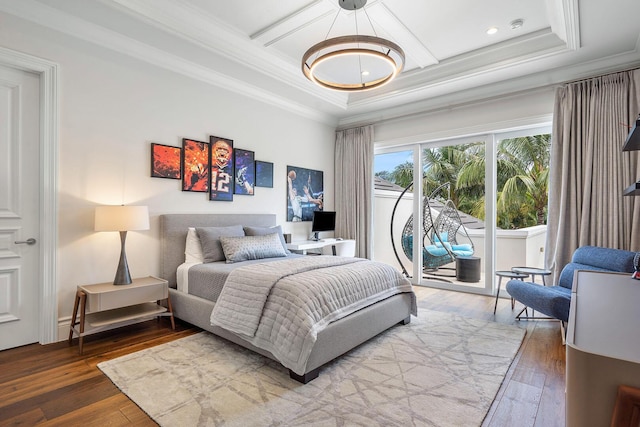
209,136,234,201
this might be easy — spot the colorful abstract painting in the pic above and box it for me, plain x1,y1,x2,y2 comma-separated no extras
181,139,209,192
234,149,255,195
151,143,181,179
255,161,273,188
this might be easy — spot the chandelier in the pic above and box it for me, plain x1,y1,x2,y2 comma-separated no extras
301,0,405,92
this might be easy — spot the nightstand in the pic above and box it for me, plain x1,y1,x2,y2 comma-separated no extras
68,276,174,354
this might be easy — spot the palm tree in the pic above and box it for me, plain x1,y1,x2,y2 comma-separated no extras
389,161,414,189
381,134,550,229
448,135,550,228
497,134,550,227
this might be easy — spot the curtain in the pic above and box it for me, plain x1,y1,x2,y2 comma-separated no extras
335,125,374,258
545,69,640,282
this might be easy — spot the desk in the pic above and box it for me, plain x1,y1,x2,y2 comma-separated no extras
286,239,355,256
566,270,640,427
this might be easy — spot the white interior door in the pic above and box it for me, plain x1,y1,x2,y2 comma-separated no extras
0,64,41,350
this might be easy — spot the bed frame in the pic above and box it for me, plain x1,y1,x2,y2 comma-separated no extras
159,213,414,383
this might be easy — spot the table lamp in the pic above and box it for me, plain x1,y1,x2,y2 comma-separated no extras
95,205,149,285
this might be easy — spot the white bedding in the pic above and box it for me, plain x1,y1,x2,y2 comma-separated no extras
176,262,201,293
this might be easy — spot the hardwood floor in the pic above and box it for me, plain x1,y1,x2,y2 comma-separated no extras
0,288,565,426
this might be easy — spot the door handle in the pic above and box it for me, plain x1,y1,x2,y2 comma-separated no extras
15,238,37,245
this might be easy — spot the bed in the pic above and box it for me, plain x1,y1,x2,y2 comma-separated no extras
159,213,416,383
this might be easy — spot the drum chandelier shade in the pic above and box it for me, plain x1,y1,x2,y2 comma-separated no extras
301,0,405,92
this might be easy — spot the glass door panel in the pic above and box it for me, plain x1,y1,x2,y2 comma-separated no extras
494,131,551,305
417,138,491,293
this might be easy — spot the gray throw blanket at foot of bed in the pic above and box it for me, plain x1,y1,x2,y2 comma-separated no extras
210,256,416,375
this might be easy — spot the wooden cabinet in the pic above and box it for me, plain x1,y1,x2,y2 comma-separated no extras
565,270,640,426
68,276,174,354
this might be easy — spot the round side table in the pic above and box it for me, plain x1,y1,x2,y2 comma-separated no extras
494,271,529,314
511,266,552,285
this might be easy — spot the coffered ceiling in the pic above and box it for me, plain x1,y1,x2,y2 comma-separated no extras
2,0,639,126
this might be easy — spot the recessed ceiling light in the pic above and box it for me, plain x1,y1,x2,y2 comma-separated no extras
510,19,524,30
361,70,370,76
486,27,498,35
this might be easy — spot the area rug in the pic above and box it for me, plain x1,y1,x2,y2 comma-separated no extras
98,310,525,427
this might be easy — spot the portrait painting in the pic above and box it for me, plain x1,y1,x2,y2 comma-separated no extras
151,143,181,179
209,136,234,201
181,139,209,192
255,161,273,188
286,165,324,222
234,149,255,195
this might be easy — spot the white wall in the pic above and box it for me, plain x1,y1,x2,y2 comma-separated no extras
374,88,555,148
0,13,336,334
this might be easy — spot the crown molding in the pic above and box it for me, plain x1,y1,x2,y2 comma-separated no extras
0,0,339,125
346,29,567,110
106,0,348,109
338,48,640,129
545,0,580,50
364,2,438,68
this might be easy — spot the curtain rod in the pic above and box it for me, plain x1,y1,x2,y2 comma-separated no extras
562,65,640,86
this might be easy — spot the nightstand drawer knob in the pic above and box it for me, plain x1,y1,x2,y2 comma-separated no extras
15,238,37,245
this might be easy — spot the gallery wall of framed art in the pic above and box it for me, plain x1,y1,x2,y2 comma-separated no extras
150,138,327,226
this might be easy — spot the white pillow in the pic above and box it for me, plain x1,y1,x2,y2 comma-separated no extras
185,227,204,263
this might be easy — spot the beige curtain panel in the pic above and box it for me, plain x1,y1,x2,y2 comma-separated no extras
335,125,374,259
546,69,640,281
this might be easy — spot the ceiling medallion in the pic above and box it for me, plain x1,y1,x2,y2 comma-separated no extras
301,0,405,92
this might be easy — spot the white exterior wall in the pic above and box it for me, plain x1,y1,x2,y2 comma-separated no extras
374,190,548,283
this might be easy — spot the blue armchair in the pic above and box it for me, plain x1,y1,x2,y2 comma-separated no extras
505,246,637,322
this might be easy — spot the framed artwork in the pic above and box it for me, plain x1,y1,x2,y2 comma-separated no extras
255,161,273,188
234,149,255,195
151,143,181,179
286,165,323,222
181,139,209,192
209,136,234,201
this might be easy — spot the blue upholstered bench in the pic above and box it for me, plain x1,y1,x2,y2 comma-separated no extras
505,246,637,323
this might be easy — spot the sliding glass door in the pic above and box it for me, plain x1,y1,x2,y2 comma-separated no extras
374,126,551,297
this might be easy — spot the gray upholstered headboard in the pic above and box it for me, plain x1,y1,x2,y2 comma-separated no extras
159,213,277,287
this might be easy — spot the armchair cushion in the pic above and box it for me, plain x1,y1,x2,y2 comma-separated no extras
505,281,572,321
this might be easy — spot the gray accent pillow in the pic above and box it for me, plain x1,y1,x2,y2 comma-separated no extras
220,233,287,263
244,225,291,254
196,225,245,263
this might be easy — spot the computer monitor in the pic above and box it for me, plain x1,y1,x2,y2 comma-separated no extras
310,210,336,241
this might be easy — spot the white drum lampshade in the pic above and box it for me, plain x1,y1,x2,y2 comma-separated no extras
95,205,149,285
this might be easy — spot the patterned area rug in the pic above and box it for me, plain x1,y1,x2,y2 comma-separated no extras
98,310,525,426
